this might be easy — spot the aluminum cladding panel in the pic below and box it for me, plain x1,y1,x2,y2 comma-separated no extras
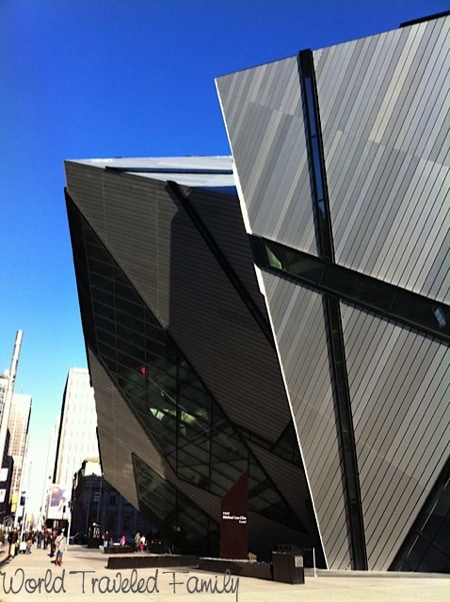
342,305,450,570
315,17,450,303
260,271,351,569
216,58,317,255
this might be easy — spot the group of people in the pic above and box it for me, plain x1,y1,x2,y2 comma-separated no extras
101,531,152,551
4,529,36,557
1,527,67,565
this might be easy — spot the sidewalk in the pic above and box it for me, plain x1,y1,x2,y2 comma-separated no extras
0,544,448,601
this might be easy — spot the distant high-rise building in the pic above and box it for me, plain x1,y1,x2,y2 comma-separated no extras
0,331,23,464
53,368,98,492
0,373,9,429
8,393,32,508
0,330,23,516
40,420,59,523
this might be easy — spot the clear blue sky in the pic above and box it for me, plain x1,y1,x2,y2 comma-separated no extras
0,0,447,506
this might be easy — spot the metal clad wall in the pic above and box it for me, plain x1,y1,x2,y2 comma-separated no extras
64,162,107,237
165,187,292,441
189,188,268,317
73,175,311,544
65,163,177,327
261,271,351,569
342,306,450,570
67,162,293,443
248,442,314,538
315,17,450,303
102,172,176,328
216,59,317,255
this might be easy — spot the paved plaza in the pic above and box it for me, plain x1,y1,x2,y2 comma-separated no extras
0,545,448,601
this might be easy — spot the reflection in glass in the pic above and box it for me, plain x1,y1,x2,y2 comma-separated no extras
74,210,307,537
261,239,449,343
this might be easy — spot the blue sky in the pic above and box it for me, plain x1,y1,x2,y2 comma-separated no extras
0,0,447,508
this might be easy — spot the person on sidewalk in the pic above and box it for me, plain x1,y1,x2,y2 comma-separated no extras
8,529,18,558
26,534,33,554
54,529,67,566
134,531,141,552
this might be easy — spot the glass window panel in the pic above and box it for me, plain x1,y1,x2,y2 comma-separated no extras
87,256,114,278
133,455,219,556
116,339,146,366
91,286,115,307
93,299,115,321
311,137,324,201
420,502,445,542
417,544,450,573
391,462,450,572
210,426,245,460
115,309,145,334
115,295,144,319
177,442,210,466
273,423,301,465
305,77,317,137
115,280,141,302
146,323,167,347
209,461,248,496
89,271,115,290
97,340,117,367
261,238,449,342
97,326,117,350
94,313,115,334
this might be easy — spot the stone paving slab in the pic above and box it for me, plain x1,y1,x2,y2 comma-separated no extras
0,545,448,602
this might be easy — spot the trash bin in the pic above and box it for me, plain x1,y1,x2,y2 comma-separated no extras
272,544,305,584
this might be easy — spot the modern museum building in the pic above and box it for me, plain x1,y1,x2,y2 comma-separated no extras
64,13,449,572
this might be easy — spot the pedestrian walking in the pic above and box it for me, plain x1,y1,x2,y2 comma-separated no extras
54,529,67,566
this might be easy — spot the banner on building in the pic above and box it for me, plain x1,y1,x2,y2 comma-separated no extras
47,485,68,519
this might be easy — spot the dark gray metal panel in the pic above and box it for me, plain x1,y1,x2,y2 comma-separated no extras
260,271,351,569
69,162,294,443
216,58,318,256
342,304,450,570
164,186,292,442
315,17,450,304
64,161,107,235
66,162,292,441
65,162,176,328
102,172,176,328
65,165,288,442
188,187,268,317
248,442,313,533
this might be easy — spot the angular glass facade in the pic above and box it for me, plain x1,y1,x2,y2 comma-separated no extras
132,454,220,556
67,194,314,558
66,13,449,573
